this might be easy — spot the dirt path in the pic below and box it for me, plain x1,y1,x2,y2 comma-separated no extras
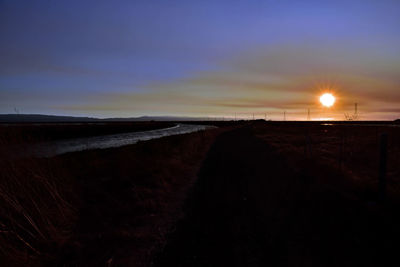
155,126,400,267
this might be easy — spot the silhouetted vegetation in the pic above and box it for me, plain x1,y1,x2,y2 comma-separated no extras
0,157,77,266
157,122,400,266
254,121,400,201
0,123,226,266
2,121,400,266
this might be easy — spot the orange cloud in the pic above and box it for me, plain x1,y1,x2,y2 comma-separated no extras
63,43,400,120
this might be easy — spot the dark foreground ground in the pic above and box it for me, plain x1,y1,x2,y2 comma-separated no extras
1,121,400,266
156,124,400,267
0,123,225,266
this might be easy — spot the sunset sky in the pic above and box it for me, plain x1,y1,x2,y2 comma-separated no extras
1,0,399,120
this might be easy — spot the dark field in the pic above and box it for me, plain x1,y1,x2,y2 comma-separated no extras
1,121,400,266
157,122,400,267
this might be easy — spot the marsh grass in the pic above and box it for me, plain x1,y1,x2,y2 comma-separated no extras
0,155,77,266
0,123,225,266
254,122,400,202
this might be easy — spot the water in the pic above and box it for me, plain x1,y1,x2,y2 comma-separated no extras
24,124,215,158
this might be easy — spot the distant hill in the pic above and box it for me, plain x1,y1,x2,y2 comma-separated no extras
395,119,400,124
0,114,209,123
0,114,100,123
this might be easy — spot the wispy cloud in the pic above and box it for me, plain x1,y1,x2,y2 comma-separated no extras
2,1,399,120
63,42,399,120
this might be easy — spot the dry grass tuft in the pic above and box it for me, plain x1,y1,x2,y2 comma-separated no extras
0,143,77,265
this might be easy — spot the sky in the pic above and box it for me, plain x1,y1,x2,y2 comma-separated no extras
1,0,400,120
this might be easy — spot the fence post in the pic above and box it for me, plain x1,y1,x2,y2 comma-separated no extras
339,134,344,170
304,131,308,157
379,133,388,202
305,131,311,158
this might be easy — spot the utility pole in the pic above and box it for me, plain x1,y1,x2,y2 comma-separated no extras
252,113,255,120
307,108,310,121
284,111,286,121
265,113,267,121
354,103,359,120
379,133,388,202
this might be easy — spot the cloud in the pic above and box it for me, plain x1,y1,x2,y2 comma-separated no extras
138,43,400,119
12,41,399,120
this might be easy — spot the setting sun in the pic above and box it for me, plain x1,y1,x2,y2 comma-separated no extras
320,93,336,108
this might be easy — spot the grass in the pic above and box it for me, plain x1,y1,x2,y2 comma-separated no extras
5,120,397,266
156,122,400,267
253,121,400,201
0,157,77,266
0,123,228,266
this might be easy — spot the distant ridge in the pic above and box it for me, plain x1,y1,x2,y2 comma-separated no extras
0,114,99,122
0,114,209,123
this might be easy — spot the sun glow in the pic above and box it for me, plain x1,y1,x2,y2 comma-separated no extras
320,93,335,107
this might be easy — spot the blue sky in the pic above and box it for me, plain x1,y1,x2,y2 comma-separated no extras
1,0,399,119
